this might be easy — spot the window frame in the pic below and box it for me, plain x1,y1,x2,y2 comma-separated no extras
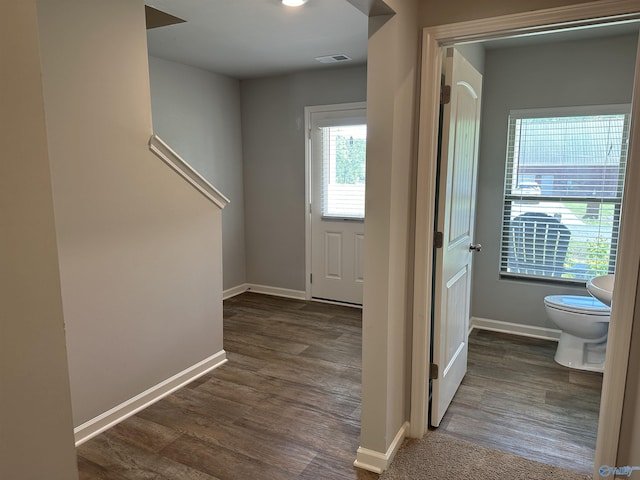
319,123,367,221
499,104,631,283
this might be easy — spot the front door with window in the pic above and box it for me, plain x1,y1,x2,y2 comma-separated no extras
307,103,366,305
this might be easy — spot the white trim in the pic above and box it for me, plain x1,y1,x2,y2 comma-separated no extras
222,283,312,301
223,283,362,306
305,106,312,300
223,283,249,300
74,350,227,446
304,102,367,301
148,135,230,210
245,284,306,300
470,317,561,341
425,0,640,46
409,29,443,439
509,103,631,118
410,2,640,472
309,297,363,309
595,33,640,473
354,421,409,473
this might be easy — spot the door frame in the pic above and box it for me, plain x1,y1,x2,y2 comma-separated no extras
410,1,640,475
304,101,368,301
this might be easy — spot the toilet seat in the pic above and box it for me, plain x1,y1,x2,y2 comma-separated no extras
544,295,610,316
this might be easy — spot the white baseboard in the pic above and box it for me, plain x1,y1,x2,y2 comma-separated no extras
354,421,409,473
471,317,561,341
222,283,307,301
223,283,250,300
74,350,227,446
309,297,363,309
245,284,306,300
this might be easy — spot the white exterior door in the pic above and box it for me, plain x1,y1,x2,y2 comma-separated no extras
307,104,366,305
431,49,483,426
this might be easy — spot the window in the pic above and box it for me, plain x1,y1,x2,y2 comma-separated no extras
500,105,630,282
321,124,367,219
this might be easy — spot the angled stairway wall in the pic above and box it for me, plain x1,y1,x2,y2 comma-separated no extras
36,0,227,439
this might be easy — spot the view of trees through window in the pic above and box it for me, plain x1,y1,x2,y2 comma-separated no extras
335,134,366,185
322,124,366,219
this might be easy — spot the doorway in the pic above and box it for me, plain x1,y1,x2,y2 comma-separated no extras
460,41,633,469
305,102,367,305
411,6,640,477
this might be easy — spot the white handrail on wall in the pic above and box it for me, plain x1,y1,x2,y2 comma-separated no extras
148,134,230,210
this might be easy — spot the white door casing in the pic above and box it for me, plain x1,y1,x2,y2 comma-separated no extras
410,5,640,476
306,103,366,305
431,49,483,427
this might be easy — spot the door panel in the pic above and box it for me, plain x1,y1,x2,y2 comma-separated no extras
324,232,343,279
431,48,483,427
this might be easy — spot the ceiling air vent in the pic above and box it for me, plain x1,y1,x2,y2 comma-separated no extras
315,54,352,64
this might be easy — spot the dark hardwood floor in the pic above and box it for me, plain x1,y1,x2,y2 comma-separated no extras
77,293,376,480
77,293,601,479
440,329,602,475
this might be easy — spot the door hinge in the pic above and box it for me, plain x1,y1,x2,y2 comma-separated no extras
440,85,451,105
429,363,439,380
309,203,312,214
434,231,444,249
310,273,313,284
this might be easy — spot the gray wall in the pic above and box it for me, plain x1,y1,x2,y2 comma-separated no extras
359,0,420,455
38,0,225,426
472,34,637,328
241,66,367,291
148,56,246,290
456,43,485,75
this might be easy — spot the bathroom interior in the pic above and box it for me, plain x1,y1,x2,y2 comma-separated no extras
447,23,638,474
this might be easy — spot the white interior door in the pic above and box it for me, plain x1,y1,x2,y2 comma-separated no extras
431,49,483,427
308,104,366,305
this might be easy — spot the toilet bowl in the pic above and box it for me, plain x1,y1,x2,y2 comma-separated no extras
544,295,610,372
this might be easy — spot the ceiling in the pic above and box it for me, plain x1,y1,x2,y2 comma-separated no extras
145,0,369,80
145,1,638,81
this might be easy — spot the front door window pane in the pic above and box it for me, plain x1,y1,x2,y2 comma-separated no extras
321,124,366,219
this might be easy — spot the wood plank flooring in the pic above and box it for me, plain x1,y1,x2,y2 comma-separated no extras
77,293,376,480
77,293,601,479
440,329,602,475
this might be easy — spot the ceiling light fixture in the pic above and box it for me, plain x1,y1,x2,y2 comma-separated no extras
282,0,308,6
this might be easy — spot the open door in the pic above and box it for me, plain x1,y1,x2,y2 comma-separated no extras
431,48,483,427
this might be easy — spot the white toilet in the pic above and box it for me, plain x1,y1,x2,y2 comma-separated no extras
544,295,610,372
